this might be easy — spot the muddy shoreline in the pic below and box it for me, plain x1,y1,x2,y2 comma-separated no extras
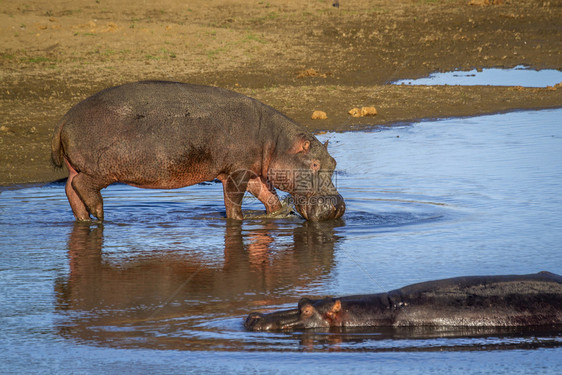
1,0,561,186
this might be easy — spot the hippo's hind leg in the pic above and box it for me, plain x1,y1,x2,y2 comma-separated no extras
64,159,90,221
68,170,110,222
71,174,108,221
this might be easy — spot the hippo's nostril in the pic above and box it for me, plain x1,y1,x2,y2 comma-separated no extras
334,194,346,219
292,193,345,221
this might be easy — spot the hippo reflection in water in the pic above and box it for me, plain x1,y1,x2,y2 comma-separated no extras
245,272,562,331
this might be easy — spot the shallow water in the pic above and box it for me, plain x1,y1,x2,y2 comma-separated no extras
393,65,562,87
1,109,562,374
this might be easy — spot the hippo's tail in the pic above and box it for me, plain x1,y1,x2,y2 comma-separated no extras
50,118,65,169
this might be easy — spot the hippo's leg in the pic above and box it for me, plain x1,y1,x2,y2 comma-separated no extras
70,172,109,221
220,171,251,220
64,159,90,221
247,177,282,214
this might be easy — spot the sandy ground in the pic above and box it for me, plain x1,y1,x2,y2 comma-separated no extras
1,0,561,186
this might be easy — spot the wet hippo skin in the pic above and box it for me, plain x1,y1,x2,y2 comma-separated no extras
51,81,345,222
245,272,562,331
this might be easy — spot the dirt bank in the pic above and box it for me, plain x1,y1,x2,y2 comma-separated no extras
1,0,561,185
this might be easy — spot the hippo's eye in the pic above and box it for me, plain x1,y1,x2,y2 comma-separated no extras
301,305,315,318
311,161,320,171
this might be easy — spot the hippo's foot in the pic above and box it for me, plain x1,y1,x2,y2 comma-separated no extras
67,170,107,222
74,216,93,223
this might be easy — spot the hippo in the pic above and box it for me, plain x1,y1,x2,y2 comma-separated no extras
51,81,345,221
245,271,562,331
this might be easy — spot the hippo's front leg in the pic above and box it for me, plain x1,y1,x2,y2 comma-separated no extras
219,171,250,220
247,176,283,214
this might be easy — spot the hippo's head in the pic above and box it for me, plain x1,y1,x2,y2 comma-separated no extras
268,134,345,221
244,298,342,331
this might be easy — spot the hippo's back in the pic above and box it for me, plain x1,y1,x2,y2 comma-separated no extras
65,81,259,127
390,272,562,327
393,271,562,298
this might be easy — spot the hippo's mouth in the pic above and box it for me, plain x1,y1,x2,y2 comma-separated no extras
245,299,336,331
292,193,345,221
244,309,303,331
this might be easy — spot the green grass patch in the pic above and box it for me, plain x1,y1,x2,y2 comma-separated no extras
243,33,267,44
22,56,50,63
74,32,97,37
207,46,228,59
1,53,16,60
250,11,279,24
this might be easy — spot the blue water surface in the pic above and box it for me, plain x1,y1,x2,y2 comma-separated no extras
1,109,561,374
393,65,562,87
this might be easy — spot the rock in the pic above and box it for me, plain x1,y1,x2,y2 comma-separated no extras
468,0,504,5
0,125,15,135
348,107,362,117
102,22,119,32
311,110,328,120
348,107,377,117
361,106,377,116
297,68,327,79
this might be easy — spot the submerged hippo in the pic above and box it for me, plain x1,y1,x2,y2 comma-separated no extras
245,272,562,331
51,81,345,221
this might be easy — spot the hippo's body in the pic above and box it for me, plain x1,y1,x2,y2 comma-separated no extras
245,272,562,331
51,81,345,221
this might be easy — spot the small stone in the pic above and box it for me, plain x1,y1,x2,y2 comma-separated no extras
297,68,327,79
311,110,328,120
348,107,362,117
468,0,489,5
360,106,377,116
348,107,377,117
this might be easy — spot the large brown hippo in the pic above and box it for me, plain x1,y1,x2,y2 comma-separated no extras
245,271,562,331
51,81,345,221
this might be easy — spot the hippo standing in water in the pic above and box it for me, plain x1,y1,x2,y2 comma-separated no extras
245,272,562,331
51,81,345,221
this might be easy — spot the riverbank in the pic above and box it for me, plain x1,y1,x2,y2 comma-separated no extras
1,0,561,185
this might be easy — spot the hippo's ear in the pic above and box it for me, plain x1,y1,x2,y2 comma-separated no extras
325,299,342,321
331,299,341,313
323,140,329,149
291,137,311,154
